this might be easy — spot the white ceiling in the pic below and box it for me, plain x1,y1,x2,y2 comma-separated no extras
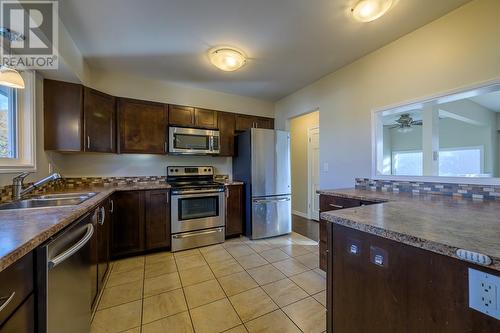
470,90,500,112
59,0,470,101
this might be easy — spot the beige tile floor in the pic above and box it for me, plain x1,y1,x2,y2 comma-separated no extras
91,232,326,333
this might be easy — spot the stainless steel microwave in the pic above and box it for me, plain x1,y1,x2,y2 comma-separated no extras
169,127,220,155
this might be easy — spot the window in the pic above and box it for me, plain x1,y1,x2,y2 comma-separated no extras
392,151,423,176
0,71,36,173
0,86,17,158
439,147,483,177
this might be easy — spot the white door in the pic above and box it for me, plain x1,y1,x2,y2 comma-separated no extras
308,127,320,220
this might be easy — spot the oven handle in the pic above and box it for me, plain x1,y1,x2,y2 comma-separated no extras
172,228,224,239
172,190,224,196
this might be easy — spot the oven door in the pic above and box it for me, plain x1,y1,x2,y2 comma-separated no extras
169,127,220,154
171,191,225,233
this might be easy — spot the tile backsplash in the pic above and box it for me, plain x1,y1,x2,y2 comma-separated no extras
0,176,167,203
355,178,500,200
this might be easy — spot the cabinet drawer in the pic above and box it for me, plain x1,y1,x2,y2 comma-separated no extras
0,294,35,333
0,253,33,326
320,195,361,212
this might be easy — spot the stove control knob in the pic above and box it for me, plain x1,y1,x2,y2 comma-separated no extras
175,169,179,172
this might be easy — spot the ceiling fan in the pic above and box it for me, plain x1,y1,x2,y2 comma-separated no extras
389,114,422,132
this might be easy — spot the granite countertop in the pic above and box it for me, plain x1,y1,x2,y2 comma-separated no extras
0,183,171,272
319,188,500,271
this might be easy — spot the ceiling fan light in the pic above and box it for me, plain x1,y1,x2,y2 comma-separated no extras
351,0,394,22
208,47,246,72
0,66,25,89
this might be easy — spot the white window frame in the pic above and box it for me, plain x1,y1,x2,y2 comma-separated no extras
371,77,500,185
0,71,36,173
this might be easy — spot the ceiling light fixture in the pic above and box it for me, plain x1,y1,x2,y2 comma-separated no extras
208,46,246,72
351,0,394,22
0,27,25,89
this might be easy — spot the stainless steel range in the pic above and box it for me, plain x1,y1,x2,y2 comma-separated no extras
168,166,225,251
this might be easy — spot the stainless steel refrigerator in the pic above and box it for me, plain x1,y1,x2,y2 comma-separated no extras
233,128,291,239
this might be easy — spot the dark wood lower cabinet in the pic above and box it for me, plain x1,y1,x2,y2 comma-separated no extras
145,190,171,250
111,191,146,257
225,184,244,237
319,194,375,271
111,190,171,258
0,294,35,333
330,224,500,333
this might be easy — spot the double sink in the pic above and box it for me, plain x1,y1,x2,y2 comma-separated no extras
0,192,98,210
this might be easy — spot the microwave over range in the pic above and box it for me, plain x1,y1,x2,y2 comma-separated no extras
169,127,220,155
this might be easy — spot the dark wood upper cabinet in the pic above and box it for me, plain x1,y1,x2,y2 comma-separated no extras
255,117,274,129
218,112,235,156
195,108,218,129
225,184,244,237
83,88,116,153
145,190,171,250
44,79,83,151
235,114,274,132
111,191,145,257
117,98,168,154
169,105,195,127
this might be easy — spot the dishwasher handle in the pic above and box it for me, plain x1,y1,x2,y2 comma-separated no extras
48,223,94,269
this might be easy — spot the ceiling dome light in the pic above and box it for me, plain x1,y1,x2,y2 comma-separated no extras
351,0,394,22
0,66,25,89
208,46,246,72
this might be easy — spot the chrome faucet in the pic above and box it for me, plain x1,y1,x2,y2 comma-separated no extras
12,172,62,200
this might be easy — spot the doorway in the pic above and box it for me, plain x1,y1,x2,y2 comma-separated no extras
308,127,320,220
289,110,320,230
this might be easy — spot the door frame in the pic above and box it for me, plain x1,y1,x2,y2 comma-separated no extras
307,126,320,220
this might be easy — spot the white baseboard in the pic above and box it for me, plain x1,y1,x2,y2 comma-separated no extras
292,210,310,219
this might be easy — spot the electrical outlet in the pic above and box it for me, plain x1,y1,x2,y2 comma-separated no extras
469,268,500,319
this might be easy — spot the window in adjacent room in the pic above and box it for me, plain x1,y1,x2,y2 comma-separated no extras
391,150,423,176
439,147,484,177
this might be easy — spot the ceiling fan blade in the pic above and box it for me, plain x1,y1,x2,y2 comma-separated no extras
412,120,423,126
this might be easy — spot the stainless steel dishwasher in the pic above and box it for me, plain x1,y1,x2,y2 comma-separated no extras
36,213,94,333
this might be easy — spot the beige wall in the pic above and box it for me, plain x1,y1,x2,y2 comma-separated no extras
275,0,500,189
290,111,319,215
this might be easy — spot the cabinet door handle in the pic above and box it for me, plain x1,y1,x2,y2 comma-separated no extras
329,204,344,209
99,206,106,225
0,292,15,313
87,136,91,149
164,141,168,153
110,199,114,213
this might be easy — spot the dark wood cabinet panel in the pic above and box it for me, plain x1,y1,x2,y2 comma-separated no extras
330,224,500,333
0,294,35,333
319,194,378,271
145,190,171,250
218,112,235,156
235,114,274,132
118,98,168,154
83,88,116,153
0,253,33,326
225,184,244,237
255,117,274,129
169,105,195,127
195,108,218,129
44,79,83,151
111,191,145,257
235,115,257,132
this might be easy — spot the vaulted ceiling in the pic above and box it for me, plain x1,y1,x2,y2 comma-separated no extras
59,0,470,101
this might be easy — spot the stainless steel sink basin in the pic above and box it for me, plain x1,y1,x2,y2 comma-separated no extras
0,192,98,210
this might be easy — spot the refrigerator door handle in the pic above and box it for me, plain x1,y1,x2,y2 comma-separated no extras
253,197,290,204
